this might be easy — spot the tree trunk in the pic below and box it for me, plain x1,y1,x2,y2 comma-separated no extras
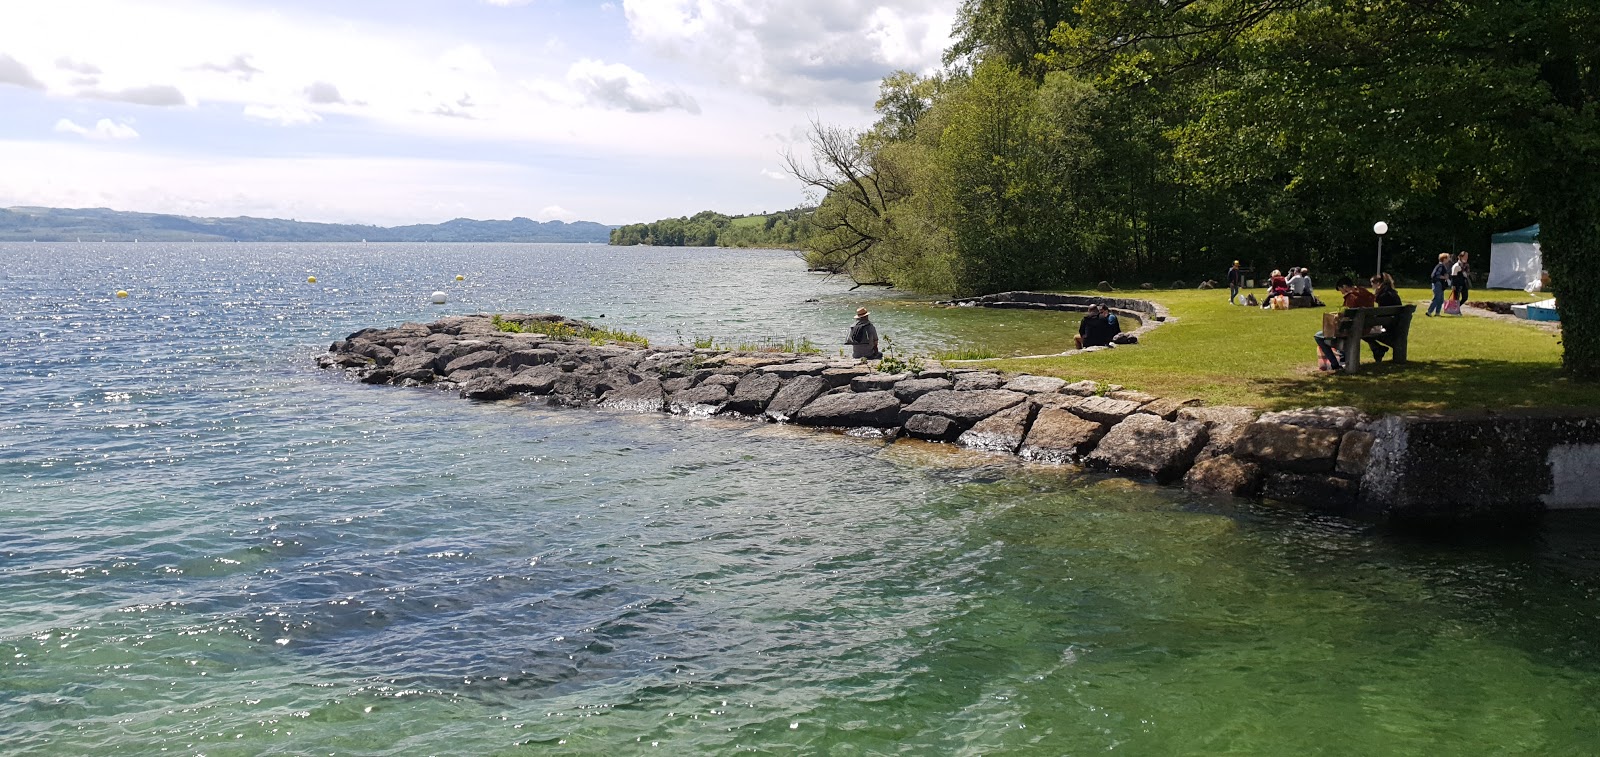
1538,158,1600,377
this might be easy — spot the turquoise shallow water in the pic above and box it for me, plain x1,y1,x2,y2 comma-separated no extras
2,243,1598,755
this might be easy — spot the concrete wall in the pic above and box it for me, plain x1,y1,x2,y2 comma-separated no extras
1361,412,1600,523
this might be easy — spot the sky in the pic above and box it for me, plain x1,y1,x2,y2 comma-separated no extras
0,0,958,226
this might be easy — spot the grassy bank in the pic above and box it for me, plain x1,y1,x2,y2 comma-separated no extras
976,288,1593,413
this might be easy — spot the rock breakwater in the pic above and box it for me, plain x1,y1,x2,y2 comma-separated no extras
319,313,1393,514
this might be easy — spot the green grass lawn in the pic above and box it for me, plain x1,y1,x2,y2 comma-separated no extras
977,287,1594,413
728,214,767,228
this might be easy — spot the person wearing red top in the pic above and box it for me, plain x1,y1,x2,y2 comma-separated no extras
1341,279,1377,309
1315,277,1382,369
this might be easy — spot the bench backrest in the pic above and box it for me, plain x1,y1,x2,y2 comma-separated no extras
1333,305,1415,336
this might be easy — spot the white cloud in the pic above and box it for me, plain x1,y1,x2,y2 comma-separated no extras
243,104,321,126
80,84,188,107
566,59,699,114
759,167,789,181
194,53,262,80
55,57,101,75
54,117,140,140
305,81,345,104
536,204,578,221
622,0,956,105
0,53,45,89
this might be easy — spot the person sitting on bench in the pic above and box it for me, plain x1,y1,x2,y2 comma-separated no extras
1314,277,1379,369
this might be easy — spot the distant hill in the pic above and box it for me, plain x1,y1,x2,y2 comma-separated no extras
610,207,814,249
0,206,616,243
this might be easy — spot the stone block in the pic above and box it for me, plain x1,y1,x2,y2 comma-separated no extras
903,413,961,441
762,362,829,379
1234,422,1341,473
723,372,783,415
900,389,1027,429
794,390,902,428
1018,408,1106,464
1002,375,1067,394
1061,380,1100,396
1138,397,1203,421
443,349,500,375
851,372,907,392
763,375,828,422
953,372,1006,391
459,375,510,401
669,384,730,414
958,402,1037,454
1085,415,1208,482
1107,389,1158,405
1257,406,1372,433
506,365,560,395
599,377,667,413
1337,430,1376,476
1263,472,1358,511
1183,456,1263,497
1070,395,1143,425
821,365,872,388
894,377,953,403
1178,406,1259,427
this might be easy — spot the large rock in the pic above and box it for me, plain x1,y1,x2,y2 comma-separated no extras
900,389,1027,430
1085,415,1208,482
1070,396,1143,425
1002,375,1067,394
723,372,783,415
499,348,557,371
894,377,953,403
850,372,906,392
599,377,667,413
1233,422,1342,473
459,375,510,401
443,349,501,375
1018,408,1106,463
953,372,1006,391
506,365,560,395
669,383,731,414
1138,397,1203,421
1178,406,1259,427
762,362,829,379
1337,430,1376,476
1184,456,1263,496
1196,422,1249,461
821,366,871,388
794,390,902,428
436,339,496,367
903,413,961,441
1061,380,1100,397
763,375,828,422
1257,406,1371,433
958,402,1037,454
1263,472,1358,511
1107,389,1158,405
388,352,437,383
697,372,743,390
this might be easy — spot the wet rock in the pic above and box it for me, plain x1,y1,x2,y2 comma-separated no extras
460,375,510,401
1061,380,1100,397
388,352,437,383
359,368,394,385
1233,422,1341,473
1018,408,1106,464
1085,415,1208,483
953,372,1006,391
894,377,953,403
1257,406,1372,433
506,365,560,395
1138,397,1203,421
662,376,695,393
437,339,496,366
903,413,961,441
669,383,731,414
794,390,902,428
1263,472,1358,511
821,365,872,388
723,372,783,415
1070,396,1142,425
500,348,557,372
1184,456,1262,496
900,389,1027,430
845,426,899,439
850,373,906,392
1337,430,1376,476
347,341,396,365
764,375,828,422
953,402,1035,455
1196,423,1248,460
1002,375,1067,394
600,377,667,413
697,373,743,390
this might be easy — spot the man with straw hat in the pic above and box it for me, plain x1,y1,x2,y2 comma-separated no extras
847,307,881,360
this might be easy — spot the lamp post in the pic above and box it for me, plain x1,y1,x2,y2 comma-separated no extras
1373,221,1389,276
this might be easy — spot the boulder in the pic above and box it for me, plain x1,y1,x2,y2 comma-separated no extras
1138,397,1203,421
506,365,560,395
900,389,1028,429
903,413,961,441
1002,375,1067,394
500,348,558,371
723,372,784,415
1256,406,1371,433
821,365,872,388
1184,456,1263,497
1085,415,1208,482
358,367,393,385
762,362,829,379
1097,281,1114,292
460,375,511,401
443,349,501,375
1198,281,1215,290
1069,396,1142,425
953,372,1006,391
388,352,437,383
958,402,1038,454
662,376,695,393
894,377,953,403
1196,422,1248,460
697,372,743,390
1233,422,1342,473
1031,394,1085,411
764,375,828,422
794,390,902,428
1337,430,1376,476
1262,472,1359,511
1177,406,1259,427
1140,282,1154,290
347,341,396,365
850,372,906,392
1107,389,1158,405
1018,408,1107,464
436,339,496,366
599,377,667,413
669,383,731,414
1061,380,1100,397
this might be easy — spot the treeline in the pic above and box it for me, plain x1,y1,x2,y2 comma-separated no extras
0,207,614,243
609,208,814,248
798,0,1600,372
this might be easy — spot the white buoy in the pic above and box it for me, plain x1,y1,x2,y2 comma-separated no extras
431,290,447,304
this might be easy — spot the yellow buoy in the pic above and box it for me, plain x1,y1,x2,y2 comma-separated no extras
455,275,465,281
115,290,129,299
307,276,318,283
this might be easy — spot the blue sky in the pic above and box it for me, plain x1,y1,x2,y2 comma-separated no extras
0,0,956,225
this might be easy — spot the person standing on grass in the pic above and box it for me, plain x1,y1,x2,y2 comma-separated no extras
1451,251,1472,307
1427,252,1451,316
1227,260,1243,304
847,307,880,360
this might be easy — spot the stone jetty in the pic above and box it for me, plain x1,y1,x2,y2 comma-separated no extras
318,312,1600,524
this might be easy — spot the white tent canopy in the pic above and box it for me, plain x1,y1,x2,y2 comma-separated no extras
1488,223,1541,290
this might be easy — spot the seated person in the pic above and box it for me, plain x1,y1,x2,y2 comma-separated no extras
1364,273,1402,361
1076,303,1121,348
1313,277,1381,369
1075,306,1104,349
1262,269,1291,308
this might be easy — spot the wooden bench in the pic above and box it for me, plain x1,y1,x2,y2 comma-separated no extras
1324,305,1416,373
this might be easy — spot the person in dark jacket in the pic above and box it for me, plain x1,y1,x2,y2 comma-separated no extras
1426,252,1451,316
1451,251,1472,307
1365,273,1402,361
847,307,880,359
1227,261,1243,304
1076,303,1121,348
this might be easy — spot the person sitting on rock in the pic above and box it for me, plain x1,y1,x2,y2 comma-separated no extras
846,307,881,360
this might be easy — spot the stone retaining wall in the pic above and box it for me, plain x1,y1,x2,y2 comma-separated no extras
938,292,1170,355
317,313,1599,524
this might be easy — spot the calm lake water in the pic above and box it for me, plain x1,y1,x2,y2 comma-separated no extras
2,243,1598,755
